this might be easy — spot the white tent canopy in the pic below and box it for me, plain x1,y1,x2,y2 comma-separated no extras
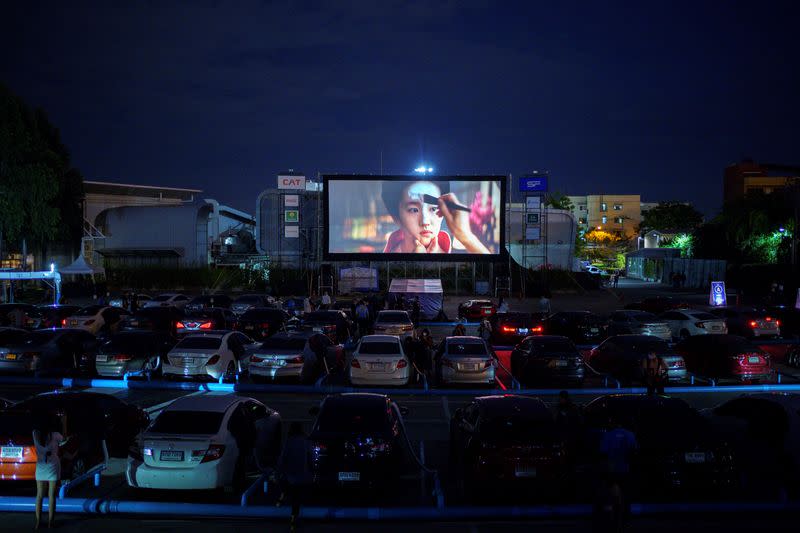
387,279,444,320
58,255,105,275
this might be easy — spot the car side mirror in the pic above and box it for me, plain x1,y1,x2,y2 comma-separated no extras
308,406,320,417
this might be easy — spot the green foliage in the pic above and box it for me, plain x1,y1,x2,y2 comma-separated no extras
641,202,703,233
544,192,574,211
0,84,84,251
661,233,694,258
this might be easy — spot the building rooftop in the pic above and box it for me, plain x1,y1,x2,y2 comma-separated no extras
85,180,202,201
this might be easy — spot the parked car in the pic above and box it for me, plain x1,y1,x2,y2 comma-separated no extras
607,310,672,341
457,299,496,320
95,331,176,378
109,293,152,309
127,395,282,490
0,303,43,329
0,327,30,348
659,309,728,340
309,393,408,487
450,395,568,492
119,307,185,336
249,331,339,383
0,328,97,376
588,335,687,385
177,308,237,336
708,307,781,338
184,294,232,312
490,312,545,345
143,293,191,310
674,334,772,382
765,305,800,339
349,335,412,387
372,310,414,339
235,307,290,340
510,335,585,386
544,311,608,345
624,296,689,314
301,310,352,343
36,304,81,329
433,336,496,387
584,265,607,276
281,297,306,317
583,394,737,492
164,331,257,382
231,294,275,315
64,305,130,336
11,390,149,459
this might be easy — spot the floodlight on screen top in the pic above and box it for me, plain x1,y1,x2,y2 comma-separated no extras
323,175,505,261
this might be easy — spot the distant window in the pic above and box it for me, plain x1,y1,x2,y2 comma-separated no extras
613,204,623,210
578,218,587,224
601,216,607,224
614,217,624,224
600,203,607,212
579,204,587,211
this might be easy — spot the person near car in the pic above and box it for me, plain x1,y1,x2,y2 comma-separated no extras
641,350,668,395
497,297,509,314
355,300,371,338
596,416,637,532
411,297,421,326
555,390,582,460
32,414,70,529
538,293,551,314
478,317,492,342
452,323,467,336
416,328,434,377
277,422,313,529
303,297,313,314
320,291,332,310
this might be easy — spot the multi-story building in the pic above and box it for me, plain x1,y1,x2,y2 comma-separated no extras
567,194,642,239
723,160,798,203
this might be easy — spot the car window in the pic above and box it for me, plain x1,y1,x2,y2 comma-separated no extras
175,337,222,350
517,338,534,352
315,403,388,433
661,312,684,320
529,338,576,353
152,295,173,302
150,410,224,434
244,401,268,421
176,295,189,301
377,312,411,323
447,341,488,356
358,341,401,355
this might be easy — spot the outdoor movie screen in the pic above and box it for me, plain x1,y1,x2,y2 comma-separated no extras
324,175,506,260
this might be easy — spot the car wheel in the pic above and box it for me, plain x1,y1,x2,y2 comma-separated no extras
223,362,236,384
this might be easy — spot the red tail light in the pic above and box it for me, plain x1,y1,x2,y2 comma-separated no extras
287,355,304,364
250,355,264,363
396,359,408,369
200,444,225,463
351,359,361,368
260,322,271,329
199,322,212,330
531,326,543,333
776,320,781,327
402,325,413,331
61,319,67,326
176,322,186,330
765,317,772,322
113,354,133,362
749,321,758,328
501,325,516,333
207,354,220,365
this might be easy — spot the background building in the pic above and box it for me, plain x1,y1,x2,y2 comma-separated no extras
567,194,642,238
723,160,798,203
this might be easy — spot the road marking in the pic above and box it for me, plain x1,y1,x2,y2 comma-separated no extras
441,397,451,420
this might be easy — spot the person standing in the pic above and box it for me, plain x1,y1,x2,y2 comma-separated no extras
478,317,492,342
641,351,668,395
303,296,313,314
321,291,332,310
355,300,371,338
497,297,509,314
596,417,637,532
411,297,421,326
33,414,69,529
538,293,552,315
277,422,313,531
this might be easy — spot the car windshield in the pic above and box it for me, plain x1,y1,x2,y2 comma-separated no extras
152,295,174,302
0,412,34,444
21,331,60,346
175,337,222,350
480,416,557,443
149,411,224,434
316,404,388,433
530,338,576,352
377,312,411,323
359,341,400,355
241,309,284,321
631,312,659,322
186,310,219,319
499,313,535,325
76,306,103,316
0,329,31,346
447,342,488,356
101,334,156,353
260,337,307,350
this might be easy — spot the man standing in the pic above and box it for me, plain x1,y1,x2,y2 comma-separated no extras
321,291,332,310
641,351,668,395
411,296,421,326
355,300,371,338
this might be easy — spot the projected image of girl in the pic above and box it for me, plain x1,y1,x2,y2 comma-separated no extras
381,181,491,254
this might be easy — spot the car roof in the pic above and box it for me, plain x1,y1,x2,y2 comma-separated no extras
588,393,691,410
360,334,400,342
165,394,242,413
180,332,226,340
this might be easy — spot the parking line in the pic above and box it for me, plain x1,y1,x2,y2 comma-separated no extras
441,397,451,420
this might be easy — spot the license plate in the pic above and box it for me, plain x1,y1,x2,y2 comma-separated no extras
245,325,254,330
129,320,139,327
685,452,706,464
160,450,184,462
748,356,761,364
96,354,108,362
0,447,23,459
555,360,568,367
482,309,491,315
368,362,385,370
711,326,720,330
70,320,78,326
590,328,599,333
313,327,322,333
518,328,529,334
338,471,360,481
514,465,537,478
3,353,17,361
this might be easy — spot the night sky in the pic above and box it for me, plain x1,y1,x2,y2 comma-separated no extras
3,1,798,217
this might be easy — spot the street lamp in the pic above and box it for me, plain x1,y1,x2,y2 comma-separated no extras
414,165,434,175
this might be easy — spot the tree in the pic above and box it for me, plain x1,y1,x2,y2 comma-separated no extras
544,192,574,211
640,202,704,233
0,84,84,255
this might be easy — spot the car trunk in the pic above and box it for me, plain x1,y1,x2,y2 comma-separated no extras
143,435,216,468
168,350,214,367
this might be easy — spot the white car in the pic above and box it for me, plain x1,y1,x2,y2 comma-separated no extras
163,331,256,382
434,336,496,386
349,335,411,387
144,293,191,310
585,266,608,276
249,331,340,384
372,310,414,339
65,305,130,335
659,309,728,340
126,395,282,490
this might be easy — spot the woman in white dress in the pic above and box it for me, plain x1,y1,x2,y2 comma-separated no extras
32,415,68,529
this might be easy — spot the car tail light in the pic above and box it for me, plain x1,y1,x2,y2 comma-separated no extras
251,355,264,363
501,325,516,333
114,354,133,362
749,321,758,328
351,358,361,368
695,321,705,328
765,317,773,322
61,319,67,326
199,322,212,330
84,319,95,325
442,358,455,369
200,444,225,463
402,325,413,331
207,354,220,365
143,447,153,457
261,322,271,329
776,320,781,327
396,359,408,369
287,355,304,364
191,449,206,460
531,326,543,333
176,322,186,330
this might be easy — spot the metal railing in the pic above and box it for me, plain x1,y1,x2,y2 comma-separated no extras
58,440,109,499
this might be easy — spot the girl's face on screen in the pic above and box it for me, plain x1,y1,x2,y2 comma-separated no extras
396,181,443,247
